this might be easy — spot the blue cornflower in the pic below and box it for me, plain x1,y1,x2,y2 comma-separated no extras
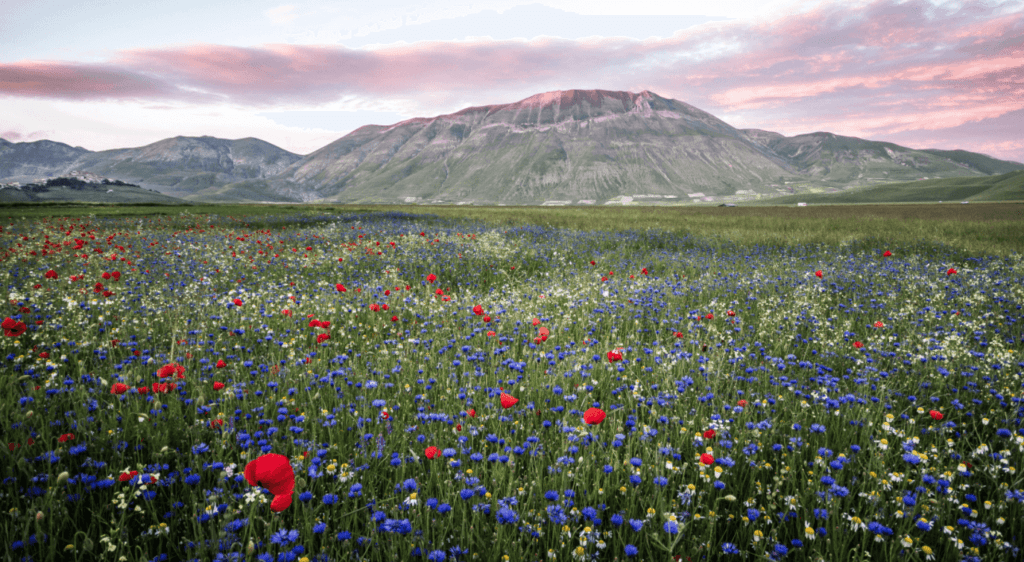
496,507,518,525
427,550,447,562
323,493,338,505
747,508,760,521
544,490,559,501
713,481,726,490
722,542,740,554
628,519,644,532
192,443,209,455
624,544,639,557
402,478,417,491
336,531,352,541
313,522,326,534
664,521,679,534
654,476,668,487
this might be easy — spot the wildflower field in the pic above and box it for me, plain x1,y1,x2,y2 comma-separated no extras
2,205,1023,562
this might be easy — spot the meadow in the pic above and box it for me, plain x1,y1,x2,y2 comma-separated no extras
1,204,1023,562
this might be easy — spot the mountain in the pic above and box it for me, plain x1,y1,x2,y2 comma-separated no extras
0,139,91,180
739,130,1024,188
65,136,302,199
0,136,301,200
220,90,806,203
3,89,1022,204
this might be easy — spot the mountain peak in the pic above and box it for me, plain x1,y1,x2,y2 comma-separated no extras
387,89,659,130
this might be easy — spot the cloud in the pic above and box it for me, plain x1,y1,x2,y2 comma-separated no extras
0,61,194,101
0,0,1021,160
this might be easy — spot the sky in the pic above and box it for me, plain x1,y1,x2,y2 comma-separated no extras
1,0,1022,162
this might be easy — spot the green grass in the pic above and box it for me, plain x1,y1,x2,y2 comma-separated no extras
3,202,1024,255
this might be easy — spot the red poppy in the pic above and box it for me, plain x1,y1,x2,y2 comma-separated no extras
874,321,884,328
947,268,957,276
210,419,225,429
500,391,518,409
700,453,715,465
883,250,892,257
703,429,716,440
213,382,225,391
589,261,595,266
483,315,491,323
737,399,747,407
425,446,439,459
929,410,943,421
281,309,292,317
232,298,243,307
486,331,496,337
2,317,27,338
369,303,380,312
44,269,58,279
119,470,138,483
244,453,295,512
641,268,648,275
607,350,623,363
380,411,389,420
110,383,129,395
473,305,484,316
705,313,714,320
426,274,437,284
111,271,121,281
583,408,606,425
317,333,330,343
336,284,347,292
456,424,462,432
157,363,185,379
216,359,227,368
467,409,476,418
727,310,735,317
853,341,863,349
137,386,148,394
673,331,683,338
538,327,550,338
815,270,823,278
532,318,540,326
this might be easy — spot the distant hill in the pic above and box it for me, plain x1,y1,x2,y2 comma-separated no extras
0,176,186,204
737,130,1024,187
2,89,1022,204
757,170,1024,205
0,136,301,200
0,139,91,180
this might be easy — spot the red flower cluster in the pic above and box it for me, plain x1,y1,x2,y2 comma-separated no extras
607,350,623,363
425,446,440,459
44,269,58,279
2,317,27,337
157,363,185,379
929,410,943,421
110,383,129,395
244,453,295,512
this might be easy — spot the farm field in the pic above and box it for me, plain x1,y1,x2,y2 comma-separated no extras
1,204,1023,562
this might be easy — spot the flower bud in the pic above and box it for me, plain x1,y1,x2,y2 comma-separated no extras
56,472,69,486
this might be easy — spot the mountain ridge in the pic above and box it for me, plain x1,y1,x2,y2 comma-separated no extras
3,88,1022,204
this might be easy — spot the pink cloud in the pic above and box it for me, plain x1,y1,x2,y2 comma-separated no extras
0,61,181,101
0,0,1020,161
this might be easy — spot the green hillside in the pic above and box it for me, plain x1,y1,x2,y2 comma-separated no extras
757,171,1024,205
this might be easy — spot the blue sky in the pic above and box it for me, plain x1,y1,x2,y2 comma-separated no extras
1,0,1021,162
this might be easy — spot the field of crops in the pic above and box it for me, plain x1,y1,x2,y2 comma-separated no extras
2,207,1023,562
